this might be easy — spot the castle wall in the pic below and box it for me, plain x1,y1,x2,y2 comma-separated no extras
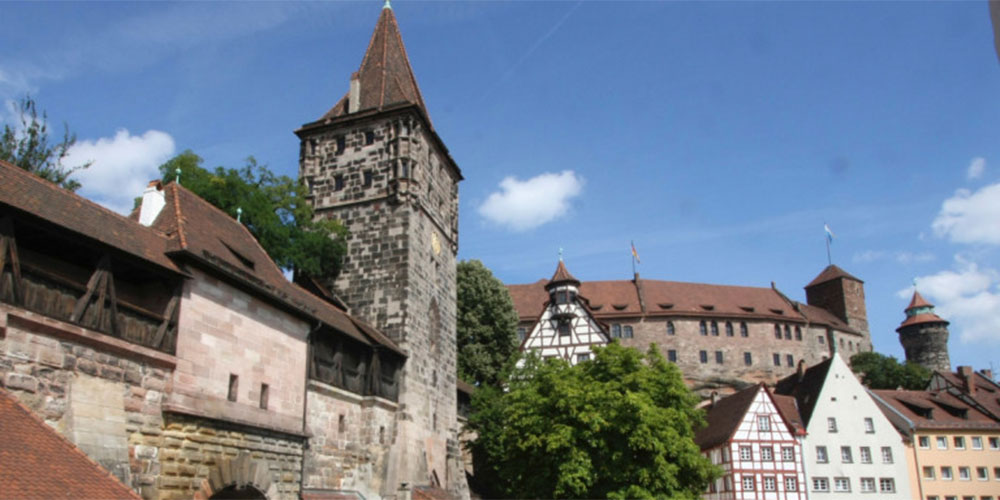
898,322,950,372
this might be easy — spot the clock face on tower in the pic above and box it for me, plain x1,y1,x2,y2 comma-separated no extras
431,231,441,256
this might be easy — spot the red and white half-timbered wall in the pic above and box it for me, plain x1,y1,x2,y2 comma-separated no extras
520,283,608,365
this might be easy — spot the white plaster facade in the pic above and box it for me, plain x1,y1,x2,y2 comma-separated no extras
800,354,913,498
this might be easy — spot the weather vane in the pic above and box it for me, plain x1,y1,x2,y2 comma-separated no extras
558,247,563,262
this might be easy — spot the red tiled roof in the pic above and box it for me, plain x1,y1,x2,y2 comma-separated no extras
547,260,580,287
906,291,933,310
872,389,1000,430
0,388,141,499
898,312,948,329
322,6,429,124
933,370,1000,419
805,264,862,287
0,159,182,275
507,275,853,332
770,392,807,436
695,384,761,449
152,183,405,356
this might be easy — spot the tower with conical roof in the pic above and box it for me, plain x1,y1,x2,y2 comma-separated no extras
296,3,465,498
897,291,951,372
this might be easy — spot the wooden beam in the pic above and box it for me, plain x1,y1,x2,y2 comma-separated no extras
71,255,111,324
151,288,180,350
0,217,22,304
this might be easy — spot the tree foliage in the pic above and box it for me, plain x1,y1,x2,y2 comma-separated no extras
456,259,519,387
850,351,931,390
468,343,718,499
0,95,90,191
158,151,347,278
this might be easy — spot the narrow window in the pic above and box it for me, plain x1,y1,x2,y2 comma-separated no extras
715,350,723,364
773,353,781,366
743,352,752,366
758,415,771,431
827,417,838,433
816,445,828,463
667,321,675,336
859,446,871,463
259,383,269,410
699,350,708,364
786,354,794,367
710,321,719,336
784,324,791,339
363,170,373,188
557,319,571,336
740,322,748,337
338,414,346,433
336,135,346,153
334,174,345,191
864,417,874,433
774,324,782,339
784,476,797,492
611,324,621,338
725,321,734,336
881,446,893,464
817,335,825,344
795,326,802,340
379,426,385,444
667,350,677,362
228,374,238,402
365,130,375,145
517,327,527,342
700,321,708,336
623,325,633,338
841,446,852,463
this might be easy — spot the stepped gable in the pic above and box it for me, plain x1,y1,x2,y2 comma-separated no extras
695,384,762,449
773,357,834,426
0,388,141,499
0,159,181,275
897,291,948,330
151,183,404,355
806,264,862,287
321,5,429,124
873,389,999,430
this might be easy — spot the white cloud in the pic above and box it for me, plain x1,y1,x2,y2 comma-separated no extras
931,182,1000,245
851,250,934,265
966,157,985,180
853,250,887,264
478,170,584,231
895,251,935,265
899,257,1000,343
67,129,175,214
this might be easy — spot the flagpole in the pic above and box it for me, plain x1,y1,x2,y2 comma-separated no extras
826,235,831,266
631,240,637,276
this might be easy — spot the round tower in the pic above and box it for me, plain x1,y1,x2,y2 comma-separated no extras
897,291,951,372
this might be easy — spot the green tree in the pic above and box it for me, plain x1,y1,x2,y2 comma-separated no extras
158,151,347,278
468,343,718,499
0,94,90,191
850,351,931,390
457,260,520,387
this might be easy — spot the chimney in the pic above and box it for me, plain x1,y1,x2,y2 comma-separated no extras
138,180,165,227
981,369,994,382
958,366,976,396
796,359,807,381
349,72,361,114
710,391,718,407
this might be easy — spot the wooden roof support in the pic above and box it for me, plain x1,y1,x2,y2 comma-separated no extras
0,217,23,305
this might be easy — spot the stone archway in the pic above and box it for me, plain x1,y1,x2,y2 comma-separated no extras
196,451,278,499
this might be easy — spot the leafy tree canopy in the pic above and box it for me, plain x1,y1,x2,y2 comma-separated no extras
158,151,347,279
457,259,519,387
468,343,718,499
850,351,931,390
1,95,90,191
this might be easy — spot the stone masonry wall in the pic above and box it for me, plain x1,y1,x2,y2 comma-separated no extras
303,381,399,498
0,304,171,495
899,322,951,372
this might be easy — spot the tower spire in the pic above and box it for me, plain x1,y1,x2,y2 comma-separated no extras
383,0,391,10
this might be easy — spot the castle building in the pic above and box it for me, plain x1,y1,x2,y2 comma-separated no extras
773,354,913,498
508,260,872,389
695,383,808,499
897,291,951,372
295,3,467,497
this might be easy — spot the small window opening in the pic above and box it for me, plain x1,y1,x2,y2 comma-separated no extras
335,174,345,191
667,321,675,336
228,374,238,402
379,426,385,444
338,414,346,433
336,135,346,154
364,170,373,188
365,130,375,145
715,351,724,364
259,383,269,410
740,322,748,337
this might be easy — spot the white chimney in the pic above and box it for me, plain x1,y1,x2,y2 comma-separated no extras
138,180,165,227
349,72,361,114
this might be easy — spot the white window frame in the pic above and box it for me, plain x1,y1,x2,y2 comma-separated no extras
781,446,794,461
919,436,930,449
971,436,983,450
954,436,966,450
937,436,948,449
742,476,755,491
860,446,872,464
816,445,828,463
813,477,829,492
881,446,893,464
958,466,970,481
860,477,876,493
864,417,875,433
757,415,771,431
841,446,853,463
828,417,838,433
761,446,774,461
878,478,895,493
834,477,851,492
784,476,797,492
941,466,953,480
763,476,776,491
739,446,752,461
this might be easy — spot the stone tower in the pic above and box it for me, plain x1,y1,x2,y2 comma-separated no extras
804,264,871,349
897,291,951,372
295,4,466,498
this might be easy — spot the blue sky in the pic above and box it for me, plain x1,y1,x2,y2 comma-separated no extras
2,1,999,374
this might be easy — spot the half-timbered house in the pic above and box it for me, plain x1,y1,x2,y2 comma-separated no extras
696,383,808,500
518,260,609,365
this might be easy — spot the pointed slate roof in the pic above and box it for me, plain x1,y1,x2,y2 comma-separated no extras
0,388,141,499
806,264,863,288
773,357,834,426
322,5,429,123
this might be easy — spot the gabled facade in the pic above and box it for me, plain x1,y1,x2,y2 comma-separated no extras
774,354,913,498
519,260,608,364
509,263,871,391
696,384,808,500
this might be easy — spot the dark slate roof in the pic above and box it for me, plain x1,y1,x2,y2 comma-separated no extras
773,357,834,427
806,264,862,287
0,388,141,499
322,6,429,124
152,183,404,356
695,384,762,449
873,389,1000,431
0,159,182,275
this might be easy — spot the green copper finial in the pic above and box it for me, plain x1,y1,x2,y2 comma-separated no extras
236,207,243,223
383,0,391,10
175,168,181,185
559,247,563,261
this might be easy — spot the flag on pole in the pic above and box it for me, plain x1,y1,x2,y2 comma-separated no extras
631,241,640,264
824,224,835,244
